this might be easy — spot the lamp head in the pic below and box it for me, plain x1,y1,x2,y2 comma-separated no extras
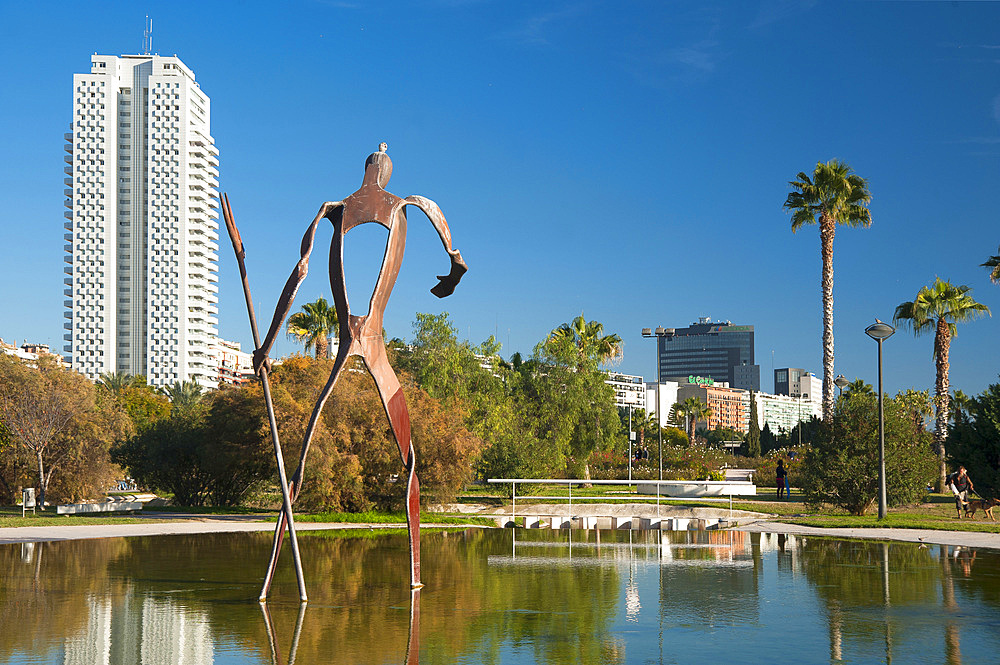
865,320,895,341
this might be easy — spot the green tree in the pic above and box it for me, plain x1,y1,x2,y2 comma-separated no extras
947,378,1000,498
0,356,126,506
983,245,1000,284
287,296,339,359
760,422,777,454
784,159,872,421
674,397,712,443
111,388,274,507
895,388,933,432
529,331,621,479
544,313,623,368
894,278,991,490
744,391,761,457
395,312,551,484
800,392,937,515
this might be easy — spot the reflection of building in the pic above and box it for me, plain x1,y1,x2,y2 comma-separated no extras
64,53,220,388
655,318,760,391
605,371,646,411
63,593,213,665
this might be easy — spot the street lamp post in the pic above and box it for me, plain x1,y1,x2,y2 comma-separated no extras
642,326,668,481
835,374,849,398
865,320,895,520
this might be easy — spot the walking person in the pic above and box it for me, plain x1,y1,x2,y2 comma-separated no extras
776,459,788,500
948,466,975,519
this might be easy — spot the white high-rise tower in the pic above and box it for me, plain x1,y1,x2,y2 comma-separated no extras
64,54,219,388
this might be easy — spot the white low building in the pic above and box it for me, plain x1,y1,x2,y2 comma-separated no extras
605,371,646,411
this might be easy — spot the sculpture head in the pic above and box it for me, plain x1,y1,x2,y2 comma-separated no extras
364,142,393,187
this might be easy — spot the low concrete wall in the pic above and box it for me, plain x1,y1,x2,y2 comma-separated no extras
57,501,143,515
637,481,756,497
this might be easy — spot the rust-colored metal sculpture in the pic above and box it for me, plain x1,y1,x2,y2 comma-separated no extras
225,143,466,601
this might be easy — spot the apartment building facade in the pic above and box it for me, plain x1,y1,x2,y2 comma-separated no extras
64,54,219,387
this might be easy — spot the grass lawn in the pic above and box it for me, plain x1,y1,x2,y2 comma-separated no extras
0,505,151,528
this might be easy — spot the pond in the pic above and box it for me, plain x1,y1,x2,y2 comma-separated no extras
2,528,998,664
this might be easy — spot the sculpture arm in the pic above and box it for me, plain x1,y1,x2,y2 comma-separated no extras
404,195,468,298
254,202,342,373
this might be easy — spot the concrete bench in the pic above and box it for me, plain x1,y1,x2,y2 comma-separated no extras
637,481,756,498
57,501,143,515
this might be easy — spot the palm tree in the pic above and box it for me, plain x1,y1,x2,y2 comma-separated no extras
983,245,1000,284
287,297,339,360
784,160,872,421
545,313,623,368
97,371,136,395
893,278,990,490
674,397,712,443
159,379,205,409
950,389,974,426
844,378,874,398
631,408,659,456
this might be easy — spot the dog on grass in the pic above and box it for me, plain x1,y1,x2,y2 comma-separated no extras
963,497,999,521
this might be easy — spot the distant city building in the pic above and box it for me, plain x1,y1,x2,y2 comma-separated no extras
654,318,760,392
645,380,680,428
64,53,220,388
754,392,815,434
212,338,253,386
605,371,646,411
0,338,67,367
773,368,822,419
675,377,751,433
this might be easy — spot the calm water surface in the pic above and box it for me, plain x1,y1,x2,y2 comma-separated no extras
2,528,998,664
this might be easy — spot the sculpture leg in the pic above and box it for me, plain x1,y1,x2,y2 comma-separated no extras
261,343,352,600
364,347,421,588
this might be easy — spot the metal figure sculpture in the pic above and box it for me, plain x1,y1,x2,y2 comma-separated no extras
228,143,467,600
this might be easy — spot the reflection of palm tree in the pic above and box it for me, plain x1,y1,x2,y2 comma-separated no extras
287,297,339,360
894,279,990,490
784,159,872,421
940,544,962,665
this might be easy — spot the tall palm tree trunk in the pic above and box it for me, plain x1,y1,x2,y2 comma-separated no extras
315,335,329,360
820,216,836,421
934,320,951,491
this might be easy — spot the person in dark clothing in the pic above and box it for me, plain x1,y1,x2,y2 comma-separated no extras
948,466,975,518
776,459,788,499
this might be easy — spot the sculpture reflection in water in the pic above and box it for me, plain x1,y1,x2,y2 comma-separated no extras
222,144,468,601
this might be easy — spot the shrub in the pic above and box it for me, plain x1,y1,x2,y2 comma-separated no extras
800,393,936,515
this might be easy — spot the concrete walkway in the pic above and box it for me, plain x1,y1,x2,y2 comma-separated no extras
0,517,412,545
736,520,1000,551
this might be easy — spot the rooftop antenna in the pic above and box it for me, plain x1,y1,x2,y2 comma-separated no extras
143,16,153,55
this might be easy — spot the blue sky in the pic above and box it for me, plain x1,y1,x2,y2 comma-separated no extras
1,0,997,396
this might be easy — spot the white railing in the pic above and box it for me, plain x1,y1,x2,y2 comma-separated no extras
486,478,756,525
